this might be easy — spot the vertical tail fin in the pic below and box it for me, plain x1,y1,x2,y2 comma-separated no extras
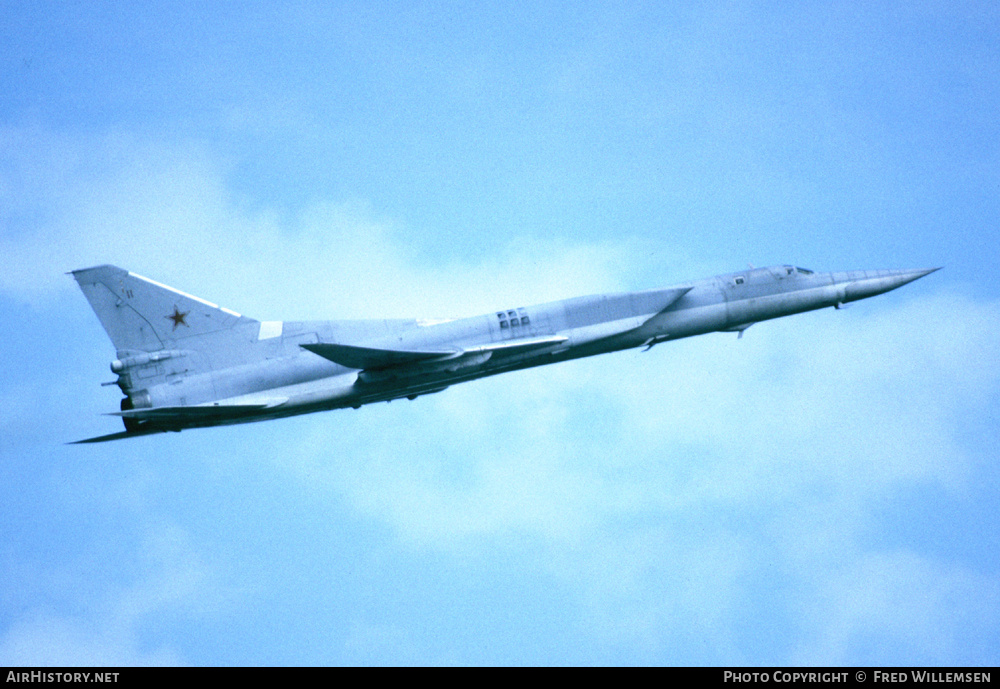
70,265,256,354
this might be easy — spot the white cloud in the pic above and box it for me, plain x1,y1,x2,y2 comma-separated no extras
0,517,229,667
0,613,182,667
273,289,1000,659
792,551,1000,665
287,291,1000,541
0,124,646,320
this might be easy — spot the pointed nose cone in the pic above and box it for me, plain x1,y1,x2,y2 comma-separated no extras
891,267,941,286
842,267,941,302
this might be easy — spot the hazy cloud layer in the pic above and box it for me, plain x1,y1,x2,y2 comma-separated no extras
274,290,999,661
0,125,662,319
5,124,1000,663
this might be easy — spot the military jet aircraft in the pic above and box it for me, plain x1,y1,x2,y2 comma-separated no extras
70,263,938,443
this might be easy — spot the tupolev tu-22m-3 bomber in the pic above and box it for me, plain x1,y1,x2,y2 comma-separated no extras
70,263,938,443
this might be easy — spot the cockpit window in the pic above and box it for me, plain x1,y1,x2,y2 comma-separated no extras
795,267,814,275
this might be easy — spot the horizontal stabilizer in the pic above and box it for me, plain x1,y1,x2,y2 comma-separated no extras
69,428,166,444
109,401,283,422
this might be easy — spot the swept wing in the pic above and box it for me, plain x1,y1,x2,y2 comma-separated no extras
301,335,569,371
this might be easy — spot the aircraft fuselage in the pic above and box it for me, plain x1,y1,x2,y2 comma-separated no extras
71,264,937,442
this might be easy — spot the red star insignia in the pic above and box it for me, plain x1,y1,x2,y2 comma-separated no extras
166,305,190,330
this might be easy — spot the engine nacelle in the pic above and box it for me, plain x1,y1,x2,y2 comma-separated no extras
118,391,152,432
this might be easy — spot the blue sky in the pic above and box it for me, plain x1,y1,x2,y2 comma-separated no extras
1,1,998,666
